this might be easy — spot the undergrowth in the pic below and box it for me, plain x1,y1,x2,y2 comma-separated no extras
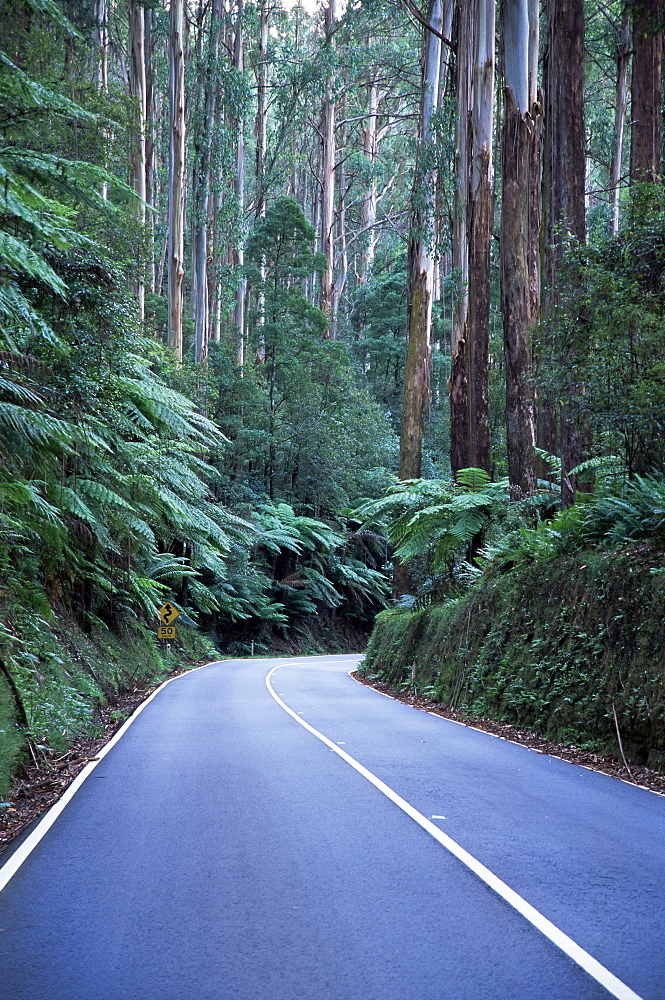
0,601,217,796
363,543,665,769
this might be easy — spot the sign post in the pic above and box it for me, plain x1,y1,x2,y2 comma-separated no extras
157,602,180,640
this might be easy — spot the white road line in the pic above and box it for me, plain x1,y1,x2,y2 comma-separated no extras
266,665,645,1000
431,815,446,819
0,660,221,895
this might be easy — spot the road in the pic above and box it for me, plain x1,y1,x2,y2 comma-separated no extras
0,654,663,1000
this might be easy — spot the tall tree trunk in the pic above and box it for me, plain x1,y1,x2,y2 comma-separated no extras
359,69,379,285
395,0,444,598
319,0,337,326
128,0,146,321
255,0,269,355
145,7,156,294
94,0,108,201
500,0,541,499
458,0,495,476
450,0,472,476
542,0,587,506
400,0,443,481
610,13,631,234
192,0,223,364
332,99,348,336
168,0,186,362
630,0,662,183
234,0,246,367
255,0,269,223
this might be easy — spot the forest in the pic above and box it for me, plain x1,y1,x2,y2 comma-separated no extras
1,0,665,796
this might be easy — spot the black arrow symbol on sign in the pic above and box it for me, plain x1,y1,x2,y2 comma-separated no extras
163,603,174,624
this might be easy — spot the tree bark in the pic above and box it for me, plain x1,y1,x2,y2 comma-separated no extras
450,0,472,476
234,0,246,367
145,7,156,294
395,0,443,598
400,0,443,481
359,69,379,285
332,94,348,336
610,13,631,234
168,0,186,362
541,0,587,504
500,0,541,499
128,0,146,321
319,0,337,326
192,0,223,364
465,0,495,475
630,0,662,184
94,0,108,201
255,0,269,223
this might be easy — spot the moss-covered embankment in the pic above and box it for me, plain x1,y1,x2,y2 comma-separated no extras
363,548,665,771
0,603,217,796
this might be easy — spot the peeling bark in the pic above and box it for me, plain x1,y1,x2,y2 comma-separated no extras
501,87,541,499
450,0,472,476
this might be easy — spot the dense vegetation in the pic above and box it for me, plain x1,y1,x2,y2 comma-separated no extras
1,0,664,796
361,474,665,769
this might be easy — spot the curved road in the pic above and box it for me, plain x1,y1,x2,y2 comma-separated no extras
0,655,663,1000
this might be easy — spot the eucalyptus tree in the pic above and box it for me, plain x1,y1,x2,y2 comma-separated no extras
320,0,338,325
450,0,495,479
168,0,185,361
191,0,225,364
500,0,541,498
610,11,631,234
541,0,587,505
399,0,444,486
128,0,147,320
630,0,662,183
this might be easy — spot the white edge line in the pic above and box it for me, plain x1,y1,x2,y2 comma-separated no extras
349,672,663,799
268,665,644,1000
0,659,220,894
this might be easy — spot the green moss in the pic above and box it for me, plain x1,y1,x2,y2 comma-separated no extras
364,550,665,769
0,601,219,796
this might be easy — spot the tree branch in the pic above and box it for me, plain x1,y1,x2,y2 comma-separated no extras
400,0,453,46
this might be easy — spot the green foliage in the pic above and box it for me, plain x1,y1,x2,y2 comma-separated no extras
480,473,665,570
542,190,665,475
363,548,665,768
354,469,510,577
0,603,215,795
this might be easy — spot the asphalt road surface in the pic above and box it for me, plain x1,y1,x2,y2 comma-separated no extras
0,654,663,1000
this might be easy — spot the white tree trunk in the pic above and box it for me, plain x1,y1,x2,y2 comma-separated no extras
128,0,146,322
611,14,631,235
234,0,246,367
168,0,186,362
359,67,379,284
319,0,337,324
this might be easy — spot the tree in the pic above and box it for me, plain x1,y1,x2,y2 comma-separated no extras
168,0,186,362
610,11,631,234
191,0,225,364
450,0,495,479
630,0,662,184
128,0,147,321
541,0,588,505
399,0,444,483
500,0,541,498
319,0,337,326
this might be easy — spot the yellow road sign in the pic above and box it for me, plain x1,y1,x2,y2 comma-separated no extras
158,625,177,639
158,602,180,625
